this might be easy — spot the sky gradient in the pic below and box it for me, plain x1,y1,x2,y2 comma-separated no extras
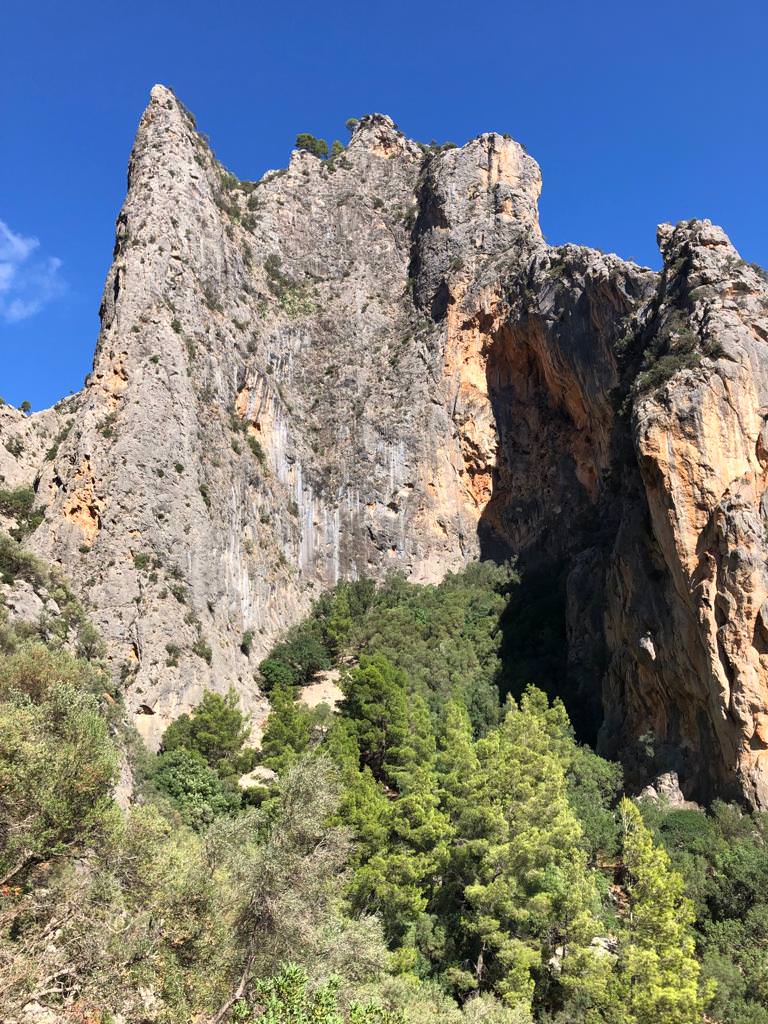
2,0,766,409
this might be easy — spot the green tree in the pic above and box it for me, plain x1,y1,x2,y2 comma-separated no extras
611,798,708,1024
325,718,389,860
150,747,238,831
340,653,410,781
352,691,452,966
295,133,329,158
260,684,312,775
463,690,603,1012
161,689,250,770
259,654,297,691
434,702,504,993
259,620,331,692
324,583,355,657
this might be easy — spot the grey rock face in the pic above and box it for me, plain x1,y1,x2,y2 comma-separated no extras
7,85,768,807
28,89,534,746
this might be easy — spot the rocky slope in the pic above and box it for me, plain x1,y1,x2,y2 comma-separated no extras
2,84,768,805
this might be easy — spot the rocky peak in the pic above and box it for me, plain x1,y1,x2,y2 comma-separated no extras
348,112,420,160
8,87,768,808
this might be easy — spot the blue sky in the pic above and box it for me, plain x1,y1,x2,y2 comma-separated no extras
2,0,766,410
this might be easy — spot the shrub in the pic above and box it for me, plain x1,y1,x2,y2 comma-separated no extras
0,680,117,880
149,747,236,830
248,435,266,465
161,689,250,769
165,642,181,667
45,425,71,462
0,533,46,586
192,635,213,664
295,133,329,159
244,963,404,1024
0,486,44,540
0,485,35,521
0,640,105,702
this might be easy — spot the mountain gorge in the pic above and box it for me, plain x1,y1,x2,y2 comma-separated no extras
3,84,768,811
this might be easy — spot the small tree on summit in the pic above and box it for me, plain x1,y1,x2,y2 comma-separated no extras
294,133,328,159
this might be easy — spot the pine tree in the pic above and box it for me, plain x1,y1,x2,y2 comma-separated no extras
259,684,312,776
352,692,452,965
611,798,707,1024
339,653,410,781
324,718,389,860
161,688,250,769
463,690,602,1012
435,702,506,995
324,583,355,658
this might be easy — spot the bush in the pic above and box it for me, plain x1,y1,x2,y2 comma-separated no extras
295,133,329,159
258,620,331,691
0,532,46,586
0,640,105,702
161,689,250,769
242,964,404,1024
248,435,266,465
0,486,42,540
0,680,117,880
192,635,213,664
149,747,237,830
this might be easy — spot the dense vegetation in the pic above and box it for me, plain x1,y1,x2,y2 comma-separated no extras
2,539,767,1023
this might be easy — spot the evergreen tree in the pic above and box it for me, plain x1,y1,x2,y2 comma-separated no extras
324,583,355,658
324,718,389,860
259,684,312,775
464,691,603,1012
353,693,452,964
161,688,250,769
340,653,410,781
435,702,506,994
611,798,707,1024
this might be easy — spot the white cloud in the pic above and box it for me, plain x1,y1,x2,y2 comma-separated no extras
0,220,65,323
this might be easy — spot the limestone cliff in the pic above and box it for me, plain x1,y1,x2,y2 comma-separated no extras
3,84,767,805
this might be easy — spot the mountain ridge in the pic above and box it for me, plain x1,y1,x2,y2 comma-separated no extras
2,84,768,806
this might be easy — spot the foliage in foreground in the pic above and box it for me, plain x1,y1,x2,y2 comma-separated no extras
2,544,767,1023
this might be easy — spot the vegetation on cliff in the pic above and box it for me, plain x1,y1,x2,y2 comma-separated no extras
1,541,767,1023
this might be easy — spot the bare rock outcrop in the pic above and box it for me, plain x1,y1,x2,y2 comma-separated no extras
7,85,768,806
